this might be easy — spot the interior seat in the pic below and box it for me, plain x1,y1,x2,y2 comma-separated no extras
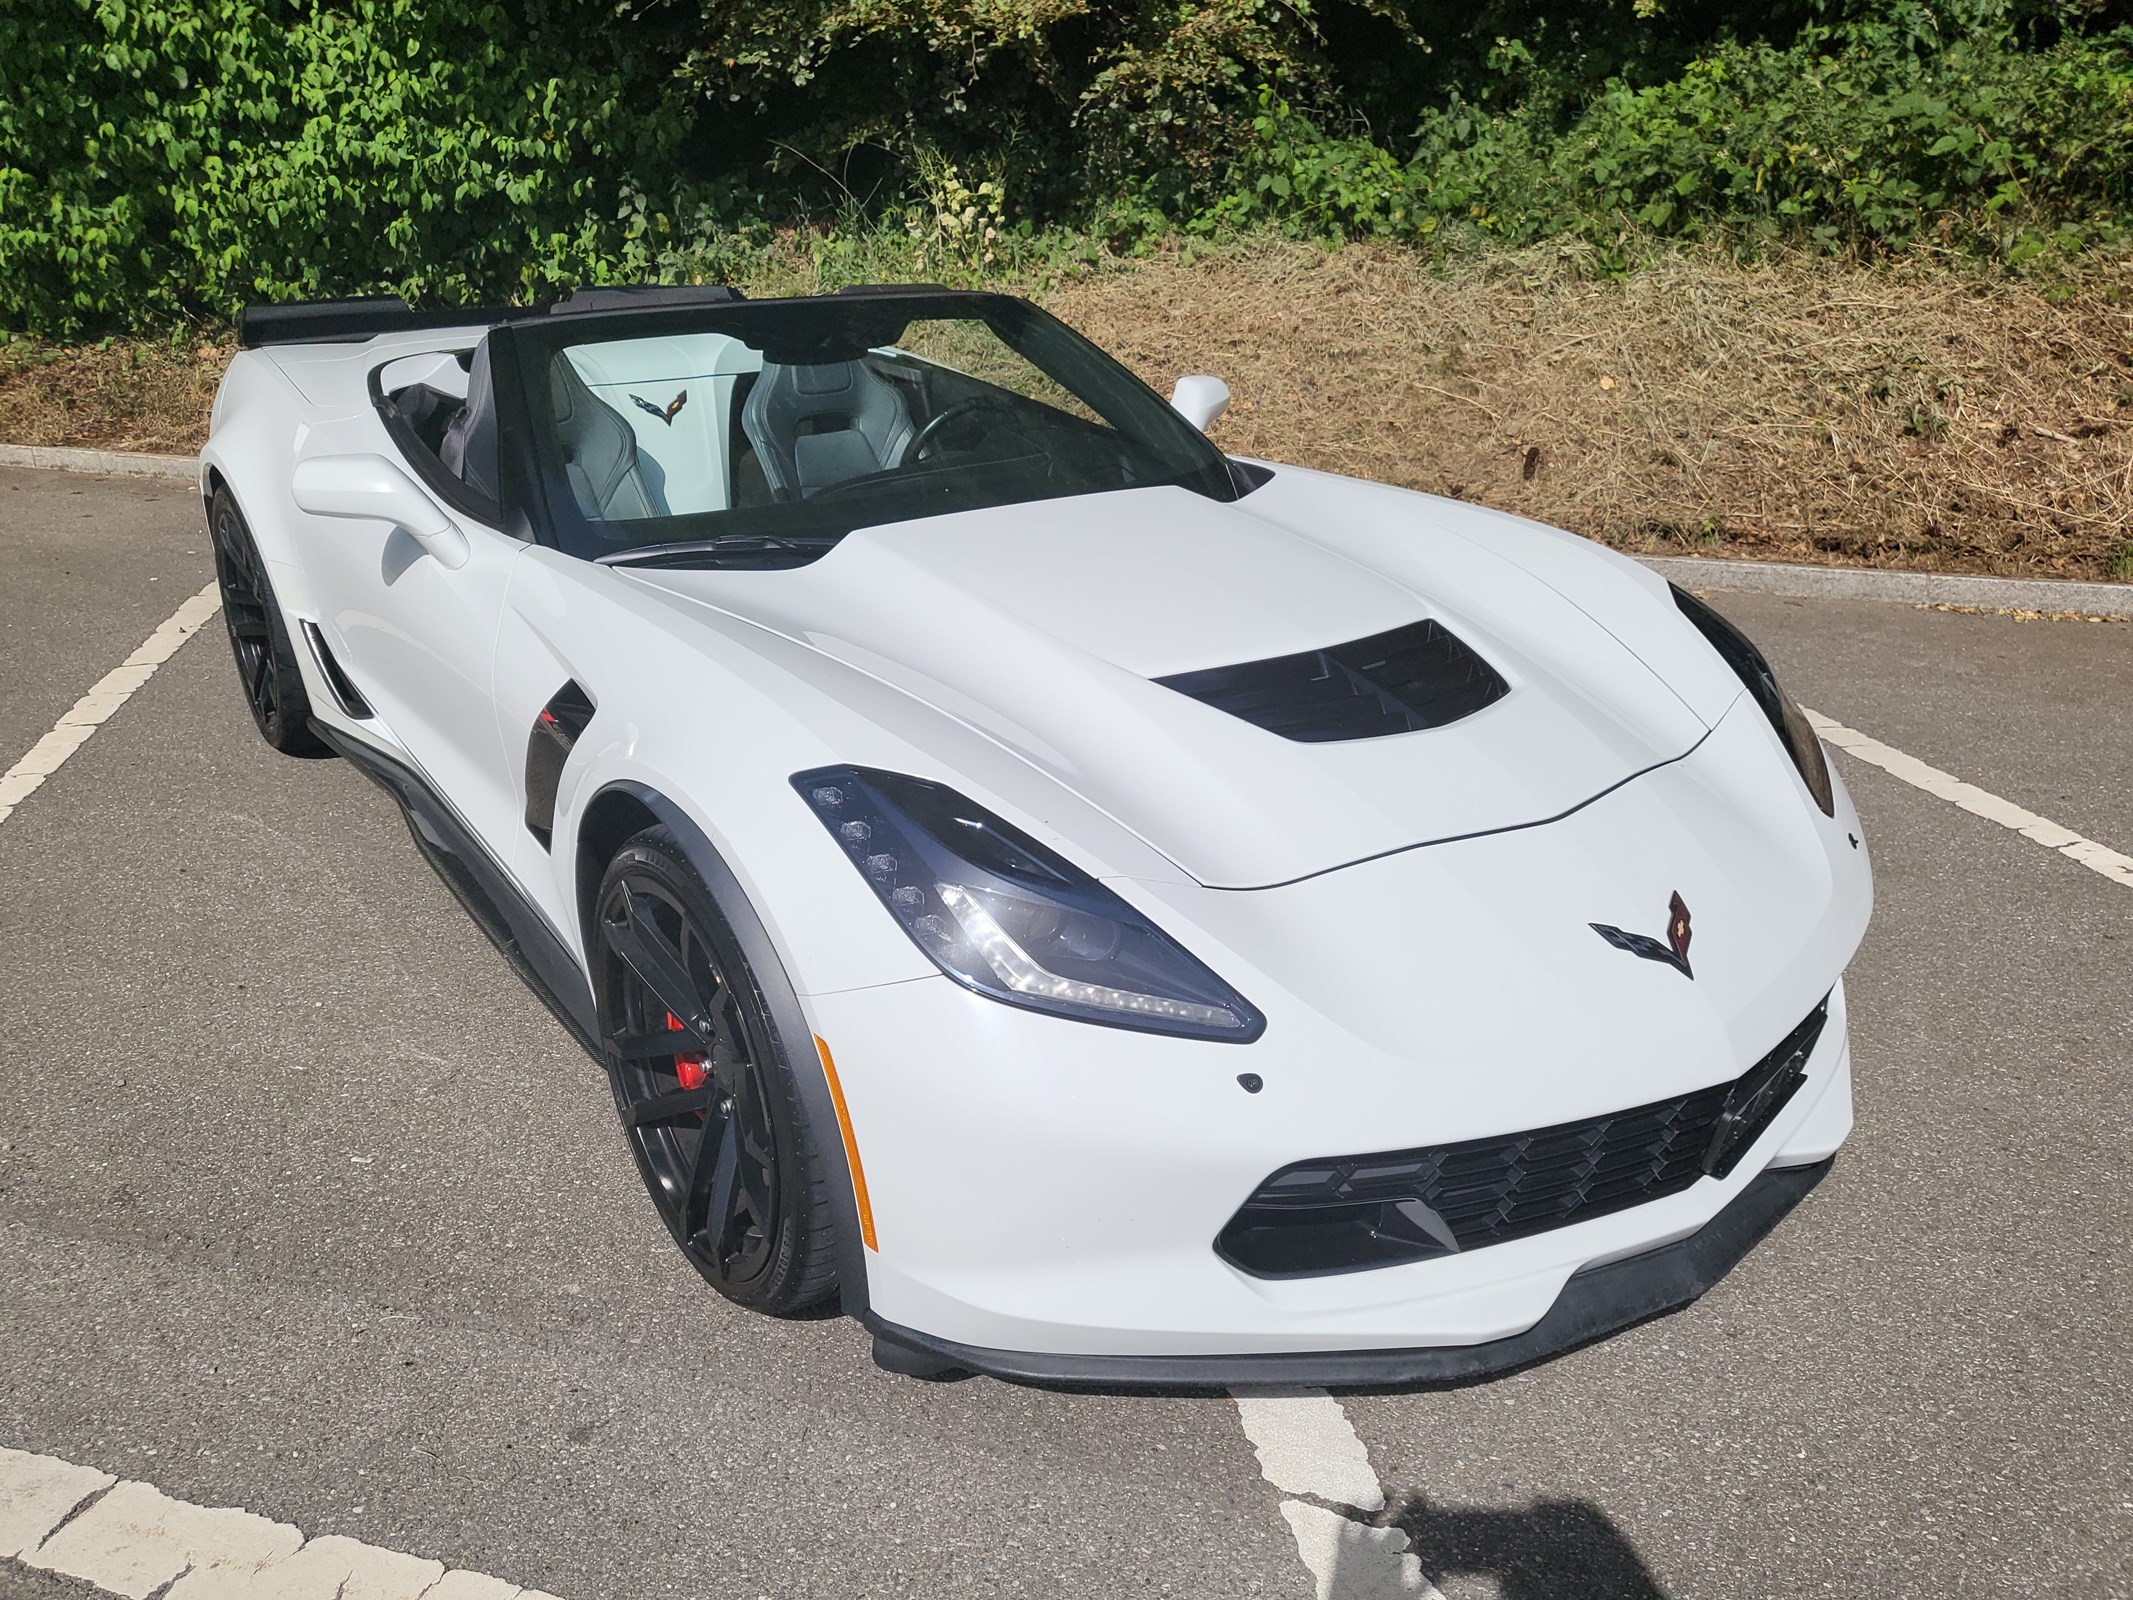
438,340,501,504
741,360,915,498
546,353,668,522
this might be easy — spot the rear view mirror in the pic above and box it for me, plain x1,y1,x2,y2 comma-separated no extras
291,454,468,570
1169,373,1231,433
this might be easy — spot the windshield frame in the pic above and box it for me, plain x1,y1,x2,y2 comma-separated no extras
495,289,1239,565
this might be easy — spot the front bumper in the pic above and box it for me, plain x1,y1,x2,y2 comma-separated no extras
868,1156,1833,1387
798,698,1867,1370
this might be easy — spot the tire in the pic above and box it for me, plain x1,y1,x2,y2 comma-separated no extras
208,486,329,757
591,826,840,1314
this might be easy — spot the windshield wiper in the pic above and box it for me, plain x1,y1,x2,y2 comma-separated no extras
598,533,838,569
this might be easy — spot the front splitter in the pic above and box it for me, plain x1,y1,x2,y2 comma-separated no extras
867,1157,1832,1388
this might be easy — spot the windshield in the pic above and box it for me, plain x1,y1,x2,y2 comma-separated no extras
517,293,1237,565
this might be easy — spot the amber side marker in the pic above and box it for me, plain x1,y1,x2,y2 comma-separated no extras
814,1035,878,1251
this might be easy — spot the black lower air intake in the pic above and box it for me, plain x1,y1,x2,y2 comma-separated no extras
1216,1000,1829,1278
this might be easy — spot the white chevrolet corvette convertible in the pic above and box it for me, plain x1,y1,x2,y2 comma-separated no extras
201,284,1870,1384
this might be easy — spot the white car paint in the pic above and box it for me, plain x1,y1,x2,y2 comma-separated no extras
199,305,1869,1368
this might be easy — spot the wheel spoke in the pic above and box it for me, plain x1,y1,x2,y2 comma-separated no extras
602,885,719,1049
608,1025,702,1060
622,1084,715,1127
229,618,272,641
694,1108,740,1252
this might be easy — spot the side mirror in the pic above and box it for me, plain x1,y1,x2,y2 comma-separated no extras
291,454,469,570
1169,373,1231,433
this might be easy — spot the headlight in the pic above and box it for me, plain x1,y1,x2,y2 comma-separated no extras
793,766,1265,1042
1672,585,1834,816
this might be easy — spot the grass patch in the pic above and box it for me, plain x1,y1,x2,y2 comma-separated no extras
5,236,2130,580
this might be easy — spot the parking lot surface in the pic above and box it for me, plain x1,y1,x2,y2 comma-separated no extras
2,468,2128,1599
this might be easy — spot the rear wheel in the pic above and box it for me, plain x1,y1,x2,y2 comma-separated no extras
591,827,840,1313
208,487,328,756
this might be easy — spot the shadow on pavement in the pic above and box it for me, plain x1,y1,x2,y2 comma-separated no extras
1378,1491,1670,1599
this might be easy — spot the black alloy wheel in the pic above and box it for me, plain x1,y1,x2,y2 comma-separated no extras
592,827,839,1313
208,487,328,756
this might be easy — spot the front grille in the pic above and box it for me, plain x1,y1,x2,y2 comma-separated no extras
1216,999,1829,1278
1155,619,1509,743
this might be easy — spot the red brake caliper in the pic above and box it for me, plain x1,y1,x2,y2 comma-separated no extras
666,1011,708,1091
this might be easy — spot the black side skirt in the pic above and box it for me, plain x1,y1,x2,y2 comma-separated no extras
311,719,601,1057
866,1157,1832,1389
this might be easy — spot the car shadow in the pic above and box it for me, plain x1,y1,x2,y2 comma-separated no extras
1368,1489,1671,1600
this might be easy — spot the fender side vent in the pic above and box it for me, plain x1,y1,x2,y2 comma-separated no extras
1156,619,1508,743
524,681,596,851
298,620,374,719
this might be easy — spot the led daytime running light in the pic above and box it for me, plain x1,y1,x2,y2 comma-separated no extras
937,885,1244,1029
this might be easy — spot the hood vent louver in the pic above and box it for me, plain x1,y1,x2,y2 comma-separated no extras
1156,619,1509,743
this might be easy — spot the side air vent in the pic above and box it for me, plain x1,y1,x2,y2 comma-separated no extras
1156,619,1509,743
524,682,597,850
298,620,374,719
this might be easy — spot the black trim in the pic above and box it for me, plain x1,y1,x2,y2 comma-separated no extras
524,681,597,850
239,297,518,348
309,719,600,1055
588,782,873,1319
548,285,744,315
1157,618,1510,744
297,620,374,719
865,1157,1831,1388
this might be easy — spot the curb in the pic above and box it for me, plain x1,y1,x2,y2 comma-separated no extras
3,441,2129,616
1639,554,2133,619
0,442,197,482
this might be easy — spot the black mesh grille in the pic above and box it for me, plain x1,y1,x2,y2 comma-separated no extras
1217,999,1829,1278
1156,619,1509,743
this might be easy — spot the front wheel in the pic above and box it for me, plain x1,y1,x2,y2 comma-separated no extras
591,827,840,1314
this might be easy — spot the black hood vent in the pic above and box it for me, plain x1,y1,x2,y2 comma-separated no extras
1156,619,1509,743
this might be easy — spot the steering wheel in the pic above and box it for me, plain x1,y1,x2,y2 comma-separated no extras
902,395,1016,465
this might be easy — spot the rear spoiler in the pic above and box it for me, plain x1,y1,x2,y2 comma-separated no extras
235,297,521,349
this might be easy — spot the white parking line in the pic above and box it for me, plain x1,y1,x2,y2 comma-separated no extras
1806,708,2133,889
0,1446,561,1600
1231,1390,1440,1598
0,581,222,829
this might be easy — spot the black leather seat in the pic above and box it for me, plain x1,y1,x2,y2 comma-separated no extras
742,360,914,498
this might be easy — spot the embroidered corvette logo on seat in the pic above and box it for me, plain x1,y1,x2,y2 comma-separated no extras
630,390,688,425
1591,891,1694,978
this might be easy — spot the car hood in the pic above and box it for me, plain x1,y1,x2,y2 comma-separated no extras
620,479,1712,888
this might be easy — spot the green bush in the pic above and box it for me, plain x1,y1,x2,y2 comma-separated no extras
2,0,2130,333
0,0,693,333
1404,18,2133,255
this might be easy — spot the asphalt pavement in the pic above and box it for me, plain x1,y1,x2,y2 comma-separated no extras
1,467,2127,1598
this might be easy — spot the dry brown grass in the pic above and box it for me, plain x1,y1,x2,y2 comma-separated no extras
0,336,232,455
6,240,2131,578
1050,241,2133,580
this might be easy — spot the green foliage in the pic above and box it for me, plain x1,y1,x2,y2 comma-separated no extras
0,0,693,333
1404,17,2133,256
2,0,2130,333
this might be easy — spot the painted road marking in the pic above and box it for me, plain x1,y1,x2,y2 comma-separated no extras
1232,1391,1440,1598
1807,709,2133,889
0,1447,561,1600
0,581,222,828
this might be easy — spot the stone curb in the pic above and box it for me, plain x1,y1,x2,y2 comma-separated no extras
1639,554,2133,619
0,443,197,482
4,441,2128,616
